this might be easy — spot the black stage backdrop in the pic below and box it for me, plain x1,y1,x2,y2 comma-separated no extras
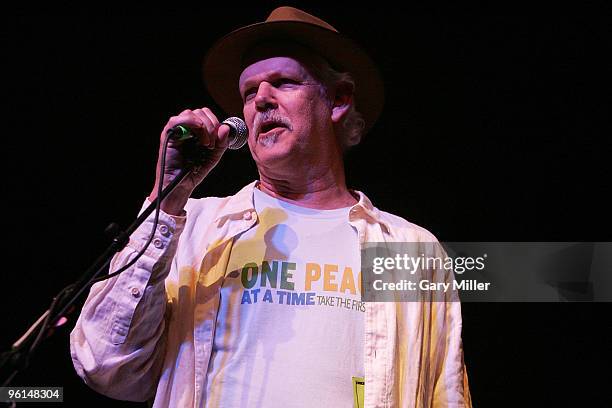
3,4,611,407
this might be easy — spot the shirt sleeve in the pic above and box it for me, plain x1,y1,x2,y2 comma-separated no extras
431,242,472,407
69,203,186,402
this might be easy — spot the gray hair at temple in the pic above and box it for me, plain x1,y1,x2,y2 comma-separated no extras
310,63,366,150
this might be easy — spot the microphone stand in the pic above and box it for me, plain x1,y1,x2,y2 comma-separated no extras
0,148,198,387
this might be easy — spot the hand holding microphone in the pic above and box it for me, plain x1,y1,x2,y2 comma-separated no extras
148,107,248,215
168,116,247,150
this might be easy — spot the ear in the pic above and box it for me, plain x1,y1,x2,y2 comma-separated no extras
331,82,354,124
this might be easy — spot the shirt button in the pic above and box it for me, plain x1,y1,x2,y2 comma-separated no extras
243,212,252,220
153,238,164,249
130,287,141,298
159,224,170,236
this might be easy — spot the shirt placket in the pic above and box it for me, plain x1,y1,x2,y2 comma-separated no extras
193,210,258,408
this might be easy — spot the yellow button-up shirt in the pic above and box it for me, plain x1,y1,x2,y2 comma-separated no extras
70,181,471,407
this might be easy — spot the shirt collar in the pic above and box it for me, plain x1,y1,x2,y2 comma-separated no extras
349,189,391,234
213,180,258,224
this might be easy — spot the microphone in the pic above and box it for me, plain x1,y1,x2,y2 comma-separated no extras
167,116,248,150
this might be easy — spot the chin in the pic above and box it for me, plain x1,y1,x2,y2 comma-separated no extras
254,136,298,164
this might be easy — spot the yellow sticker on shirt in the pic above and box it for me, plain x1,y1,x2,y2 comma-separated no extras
352,376,364,408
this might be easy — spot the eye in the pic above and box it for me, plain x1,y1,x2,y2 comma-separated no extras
241,78,302,103
273,78,300,89
243,87,257,102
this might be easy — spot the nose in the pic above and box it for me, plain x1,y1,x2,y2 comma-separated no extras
254,82,277,111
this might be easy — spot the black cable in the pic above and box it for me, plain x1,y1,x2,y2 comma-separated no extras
90,131,174,283
22,131,176,360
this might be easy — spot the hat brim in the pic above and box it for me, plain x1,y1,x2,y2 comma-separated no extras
203,20,384,134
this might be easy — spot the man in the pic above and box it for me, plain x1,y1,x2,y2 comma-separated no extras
70,7,471,407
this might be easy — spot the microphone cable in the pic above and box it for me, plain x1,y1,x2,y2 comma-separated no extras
21,130,179,362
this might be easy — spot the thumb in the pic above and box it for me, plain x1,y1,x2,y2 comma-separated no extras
217,123,231,148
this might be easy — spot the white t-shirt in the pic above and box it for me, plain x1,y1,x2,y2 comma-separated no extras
204,187,364,407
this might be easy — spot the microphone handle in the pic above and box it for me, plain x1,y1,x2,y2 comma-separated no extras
167,117,248,150
167,125,196,142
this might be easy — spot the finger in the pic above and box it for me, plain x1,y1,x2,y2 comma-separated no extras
192,109,216,148
202,108,232,149
198,107,224,148
166,111,203,133
217,123,231,148
201,108,219,126
199,108,222,149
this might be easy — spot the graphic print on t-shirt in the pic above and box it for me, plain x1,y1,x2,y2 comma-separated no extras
233,259,365,312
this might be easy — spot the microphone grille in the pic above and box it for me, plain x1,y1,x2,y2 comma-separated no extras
223,117,248,150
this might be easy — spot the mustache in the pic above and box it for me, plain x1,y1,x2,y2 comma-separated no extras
253,111,293,135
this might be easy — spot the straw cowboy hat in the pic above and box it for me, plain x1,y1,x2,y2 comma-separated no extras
203,6,384,134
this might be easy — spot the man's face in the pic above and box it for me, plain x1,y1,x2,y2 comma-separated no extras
239,55,336,171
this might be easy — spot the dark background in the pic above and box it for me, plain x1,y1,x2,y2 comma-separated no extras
3,3,611,407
